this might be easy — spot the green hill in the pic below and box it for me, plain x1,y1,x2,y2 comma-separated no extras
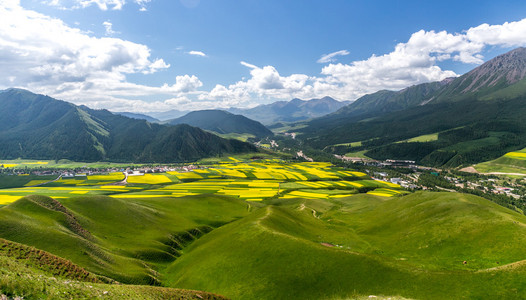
0,89,256,162
166,109,273,138
0,194,252,284
3,191,526,299
162,192,526,299
0,238,226,299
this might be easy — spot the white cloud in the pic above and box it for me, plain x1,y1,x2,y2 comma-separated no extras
102,21,117,36
188,50,207,57
134,0,151,11
317,50,350,63
240,61,258,69
44,0,151,10
165,75,203,93
77,0,125,10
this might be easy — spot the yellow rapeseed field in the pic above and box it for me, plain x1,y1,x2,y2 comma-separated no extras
1,164,18,168
0,195,23,205
505,152,526,159
87,172,124,181
127,174,172,184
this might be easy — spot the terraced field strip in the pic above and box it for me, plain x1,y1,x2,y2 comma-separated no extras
87,172,125,181
167,171,203,180
367,188,406,197
281,190,331,199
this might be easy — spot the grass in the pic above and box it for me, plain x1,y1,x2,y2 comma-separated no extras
0,175,57,189
344,150,371,158
397,133,439,143
0,194,252,284
215,132,256,142
0,239,226,299
2,190,526,299
162,192,526,299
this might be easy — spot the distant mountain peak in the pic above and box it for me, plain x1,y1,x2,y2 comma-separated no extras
228,96,349,125
458,47,526,93
166,109,272,137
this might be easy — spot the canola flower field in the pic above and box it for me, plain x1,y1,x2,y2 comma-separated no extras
0,160,407,205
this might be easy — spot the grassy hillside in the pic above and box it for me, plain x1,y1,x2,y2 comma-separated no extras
163,192,526,299
0,194,251,284
0,238,226,299
474,147,526,174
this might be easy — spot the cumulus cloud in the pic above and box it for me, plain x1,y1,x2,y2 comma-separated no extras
317,50,350,63
0,1,206,112
188,50,207,57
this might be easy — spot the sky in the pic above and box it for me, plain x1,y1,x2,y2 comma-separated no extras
2,0,526,113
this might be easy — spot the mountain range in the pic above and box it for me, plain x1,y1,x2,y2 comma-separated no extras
0,89,256,163
165,110,273,138
229,96,350,125
147,109,190,122
114,112,160,123
294,47,526,167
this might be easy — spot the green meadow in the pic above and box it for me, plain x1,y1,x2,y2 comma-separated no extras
1,159,526,299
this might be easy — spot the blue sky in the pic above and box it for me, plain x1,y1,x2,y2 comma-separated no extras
2,0,526,112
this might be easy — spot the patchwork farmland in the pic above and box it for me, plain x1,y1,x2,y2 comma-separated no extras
0,160,406,205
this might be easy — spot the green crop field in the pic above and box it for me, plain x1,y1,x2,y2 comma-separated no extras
397,133,439,143
474,147,526,175
1,159,526,299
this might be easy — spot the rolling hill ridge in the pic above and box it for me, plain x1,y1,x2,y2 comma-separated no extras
166,109,273,138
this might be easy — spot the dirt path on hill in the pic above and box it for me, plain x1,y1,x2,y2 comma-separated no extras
107,172,128,186
27,174,62,187
459,166,526,177
486,172,526,176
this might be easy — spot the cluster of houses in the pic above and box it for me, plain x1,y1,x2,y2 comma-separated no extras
4,165,200,178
